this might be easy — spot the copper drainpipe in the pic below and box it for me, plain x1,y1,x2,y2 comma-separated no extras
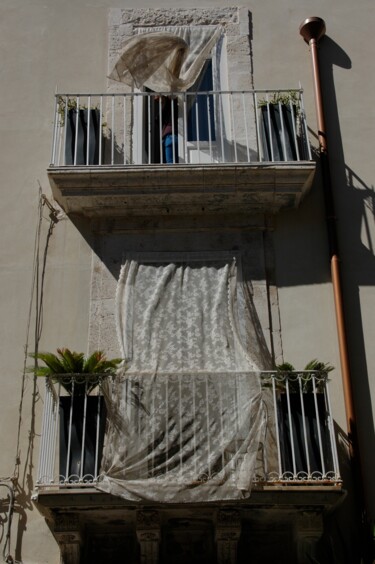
299,20,373,560
299,18,358,464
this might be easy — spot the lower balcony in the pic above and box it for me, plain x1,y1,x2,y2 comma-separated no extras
33,371,343,563
47,90,316,218
35,371,341,492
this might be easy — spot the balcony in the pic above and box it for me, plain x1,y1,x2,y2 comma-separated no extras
34,371,342,562
47,90,316,218
36,371,341,492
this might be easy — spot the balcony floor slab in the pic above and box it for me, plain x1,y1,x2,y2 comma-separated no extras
47,162,316,218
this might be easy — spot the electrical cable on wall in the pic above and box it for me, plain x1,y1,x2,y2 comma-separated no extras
1,187,59,564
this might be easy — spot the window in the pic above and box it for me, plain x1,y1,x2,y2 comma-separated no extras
187,60,216,142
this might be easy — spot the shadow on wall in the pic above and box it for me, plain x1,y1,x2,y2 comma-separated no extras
316,423,365,564
275,33,375,560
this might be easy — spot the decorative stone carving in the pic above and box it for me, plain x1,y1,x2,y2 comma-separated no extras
216,509,241,564
53,513,82,564
136,510,161,564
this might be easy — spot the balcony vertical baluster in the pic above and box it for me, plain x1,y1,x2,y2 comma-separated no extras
279,100,288,162
183,92,188,164
123,94,126,166
86,96,91,166
191,376,197,478
290,97,301,161
65,379,74,481
242,92,250,163
158,96,163,164
178,375,183,478
94,391,102,479
195,95,201,164
37,380,54,483
79,380,89,481
147,94,152,165
219,377,225,473
44,381,58,483
230,92,238,163
231,374,239,474
51,383,60,482
165,376,169,474
73,96,80,166
300,89,312,160
271,374,283,480
298,373,312,477
206,92,213,162
205,375,212,479
285,376,298,477
218,92,225,163
171,94,176,164
62,95,69,167
111,95,115,165
51,96,59,166
325,379,341,478
265,95,275,163
254,91,262,161
99,96,103,166
312,375,327,477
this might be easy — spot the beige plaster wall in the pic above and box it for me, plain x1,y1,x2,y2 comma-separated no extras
0,1,374,561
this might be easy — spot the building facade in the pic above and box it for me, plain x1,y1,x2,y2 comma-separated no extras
0,1,374,563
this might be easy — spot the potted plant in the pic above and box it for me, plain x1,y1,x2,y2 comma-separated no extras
258,91,300,162
30,348,122,481
276,360,334,476
58,96,101,165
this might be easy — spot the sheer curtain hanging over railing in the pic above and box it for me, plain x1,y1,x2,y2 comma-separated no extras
96,253,271,502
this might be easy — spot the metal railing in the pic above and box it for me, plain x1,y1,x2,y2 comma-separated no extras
258,371,341,484
36,374,108,487
50,89,312,167
36,371,340,489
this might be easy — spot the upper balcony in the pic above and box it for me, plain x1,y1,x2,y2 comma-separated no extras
47,89,316,219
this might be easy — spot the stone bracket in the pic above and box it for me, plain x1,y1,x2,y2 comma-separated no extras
136,510,161,564
216,509,242,564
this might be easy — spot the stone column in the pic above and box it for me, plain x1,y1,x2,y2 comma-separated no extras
136,510,161,564
53,514,82,564
216,509,241,564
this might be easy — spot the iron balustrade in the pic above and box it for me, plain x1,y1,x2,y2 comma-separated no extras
36,371,341,489
50,89,312,167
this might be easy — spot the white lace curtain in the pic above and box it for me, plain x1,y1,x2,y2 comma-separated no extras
108,26,222,92
97,254,269,502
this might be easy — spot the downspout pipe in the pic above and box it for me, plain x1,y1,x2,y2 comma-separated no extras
299,15,364,505
298,21,375,561
299,17,375,562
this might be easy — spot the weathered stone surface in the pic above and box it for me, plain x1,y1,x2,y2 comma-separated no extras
116,8,239,27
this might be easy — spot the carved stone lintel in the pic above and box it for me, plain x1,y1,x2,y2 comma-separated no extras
136,510,161,564
216,510,241,564
53,514,82,564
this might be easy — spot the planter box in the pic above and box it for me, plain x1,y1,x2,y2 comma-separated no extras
278,393,333,476
260,104,298,161
65,108,100,165
59,394,106,481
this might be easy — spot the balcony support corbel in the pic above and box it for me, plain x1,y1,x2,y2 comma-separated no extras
52,513,82,564
216,509,241,564
136,510,161,564
294,511,323,564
